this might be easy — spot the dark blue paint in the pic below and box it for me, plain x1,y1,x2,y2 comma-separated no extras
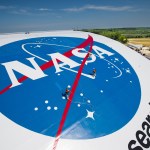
0,37,141,139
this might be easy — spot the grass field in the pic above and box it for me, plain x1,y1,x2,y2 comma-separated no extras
128,38,150,46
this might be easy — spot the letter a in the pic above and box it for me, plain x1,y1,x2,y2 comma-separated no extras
93,45,114,59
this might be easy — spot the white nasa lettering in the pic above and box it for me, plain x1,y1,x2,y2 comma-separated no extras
1,57,47,88
72,48,87,58
93,45,114,58
48,52,80,73
1,45,114,88
72,48,96,65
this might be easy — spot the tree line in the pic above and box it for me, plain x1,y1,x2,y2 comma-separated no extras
80,27,150,44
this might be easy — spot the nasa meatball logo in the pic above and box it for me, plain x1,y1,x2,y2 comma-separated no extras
0,35,141,139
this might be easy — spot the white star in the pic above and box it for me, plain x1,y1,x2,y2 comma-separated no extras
62,96,65,99
86,109,95,120
47,106,51,110
54,107,58,110
34,107,38,111
80,93,84,96
67,85,71,88
115,58,119,61
100,90,103,93
35,45,41,48
77,104,81,107
125,69,131,74
45,100,49,104
87,100,91,103
111,66,114,68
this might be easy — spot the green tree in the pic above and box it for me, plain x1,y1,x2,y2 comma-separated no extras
118,35,128,44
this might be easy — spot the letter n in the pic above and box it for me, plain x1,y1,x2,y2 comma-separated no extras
2,57,47,87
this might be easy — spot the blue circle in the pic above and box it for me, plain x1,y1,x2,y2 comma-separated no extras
0,36,141,139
